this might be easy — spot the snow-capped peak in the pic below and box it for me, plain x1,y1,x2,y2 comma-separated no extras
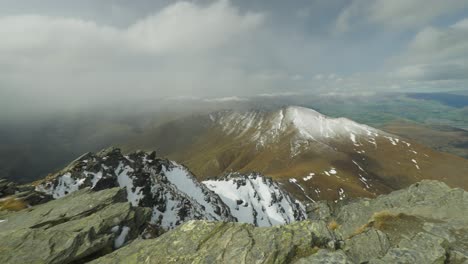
210,106,379,153
281,106,377,140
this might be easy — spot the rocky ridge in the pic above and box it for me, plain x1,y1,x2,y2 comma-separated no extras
1,177,466,263
91,180,468,264
34,148,305,228
0,187,150,264
1,146,467,263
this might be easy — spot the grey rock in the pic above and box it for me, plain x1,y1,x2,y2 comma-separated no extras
376,232,448,264
36,148,237,228
0,187,151,264
344,228,390,263
91,220,335,264
307,201,332,221
335,180,468,239
294,249,353,264
0,178,52,209
0,178,17,197
448,249,468,264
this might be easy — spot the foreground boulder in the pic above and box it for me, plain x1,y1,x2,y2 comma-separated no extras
335,180,468,263
0,187,150,264
90,180,467,264
91,220,337,264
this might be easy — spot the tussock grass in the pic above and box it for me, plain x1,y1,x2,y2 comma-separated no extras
327,220,340,231
0,197,28,211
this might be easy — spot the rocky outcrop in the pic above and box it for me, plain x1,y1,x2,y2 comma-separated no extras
90,220,336,264
0,178,52,213
334,180,468,263
88,180,467,264
35,147,236,228
2,147,467,264
35,148,305,228
0,187,150,264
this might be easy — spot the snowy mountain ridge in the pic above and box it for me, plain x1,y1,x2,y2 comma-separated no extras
210,106,380,152
36,148,305,229
204,172,306,226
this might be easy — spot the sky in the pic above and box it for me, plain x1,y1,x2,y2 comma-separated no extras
1,0,468,116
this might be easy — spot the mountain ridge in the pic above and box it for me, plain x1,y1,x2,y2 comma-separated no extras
122,105,468,201
34,147,306,228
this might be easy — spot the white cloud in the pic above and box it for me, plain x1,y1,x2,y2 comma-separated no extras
451,18,468,29
1,0,301,114
392,18,468,81
126,0,264,54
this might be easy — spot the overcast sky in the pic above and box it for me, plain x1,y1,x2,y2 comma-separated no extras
1,0,468,116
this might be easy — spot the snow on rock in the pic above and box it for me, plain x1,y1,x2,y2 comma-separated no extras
210,106,381,154
384,136,398,146
337,188,346,202
36,147,306,230
303,173,314,181
114,226,130,249
358,174,371,189
35,148,234,229
37,173,86,199
203,173,306,226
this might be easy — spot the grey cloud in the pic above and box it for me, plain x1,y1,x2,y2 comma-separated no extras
392,18,468,81
335,0,468,33
1,1,315,116
0,0,468,119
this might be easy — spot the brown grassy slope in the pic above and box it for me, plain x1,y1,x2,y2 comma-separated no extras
381,119,468,159
120,116,468,201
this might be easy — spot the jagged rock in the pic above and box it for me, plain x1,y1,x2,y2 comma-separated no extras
0,178,52,211
335,180,468,239
0,178,17,197
331,180,468,263
35,148,305,229
35,148,236,228
0,187,151,264
91,220,336,264
294,249,353,264
306,201,332,222
343,228,390,263
371,232,448,264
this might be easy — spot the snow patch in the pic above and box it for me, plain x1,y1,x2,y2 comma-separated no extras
162,163,221,220
204,175,306,226
114,226,130,249
49,173,86,199
116,164,144,206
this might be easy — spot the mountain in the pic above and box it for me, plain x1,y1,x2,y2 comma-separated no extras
34,148,305,228
123,106,468,201
3,177,466,263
